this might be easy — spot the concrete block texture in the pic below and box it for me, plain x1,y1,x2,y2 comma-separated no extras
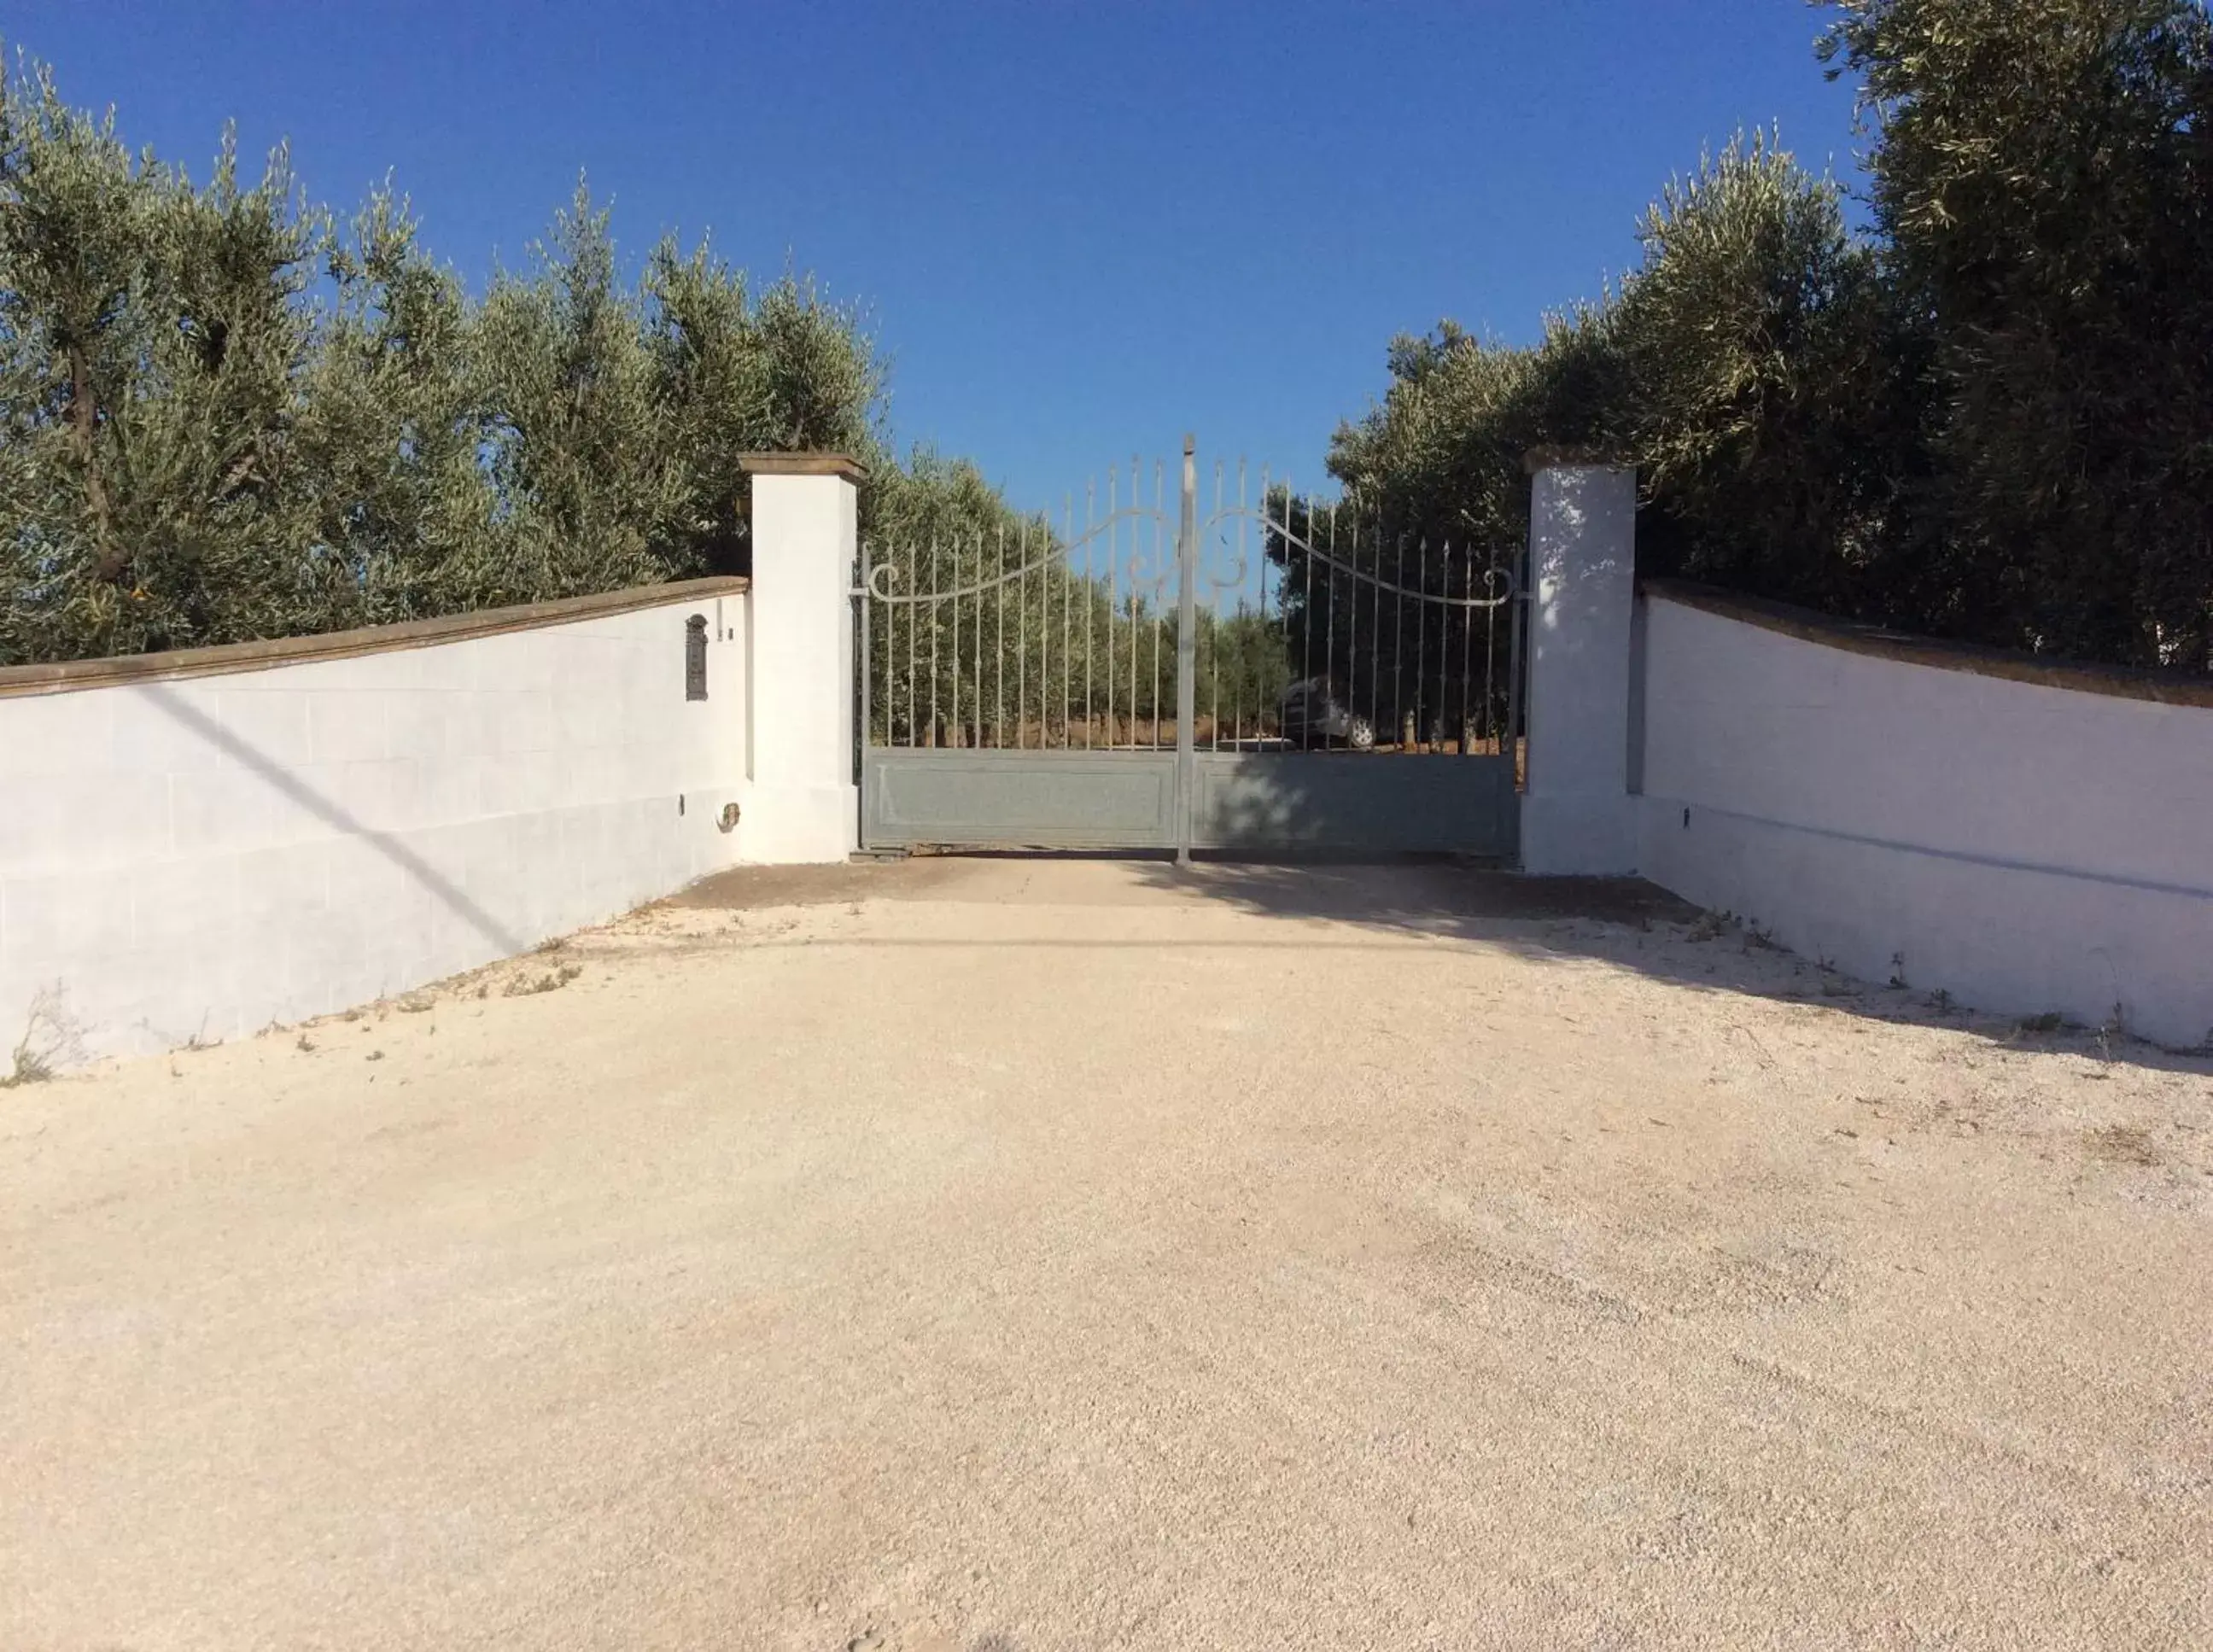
0,594,748,1064
1637,593,2213,1047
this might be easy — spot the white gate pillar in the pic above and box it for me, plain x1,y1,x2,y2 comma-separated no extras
1519,457,1638,876
739,453,863,864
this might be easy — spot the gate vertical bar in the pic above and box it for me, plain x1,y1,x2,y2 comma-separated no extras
855,541,873,861
1506,536,1527,796
858,541,873,754
1175,434,1198,866
996,527,1006,748
1084,479,1095,748
950,537,961,747
1066,495,1075,747
1460,544,1474,754
1209,460,1221,753
928,540,940,746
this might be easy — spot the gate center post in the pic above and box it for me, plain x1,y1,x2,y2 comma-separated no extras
1174,434,1199,867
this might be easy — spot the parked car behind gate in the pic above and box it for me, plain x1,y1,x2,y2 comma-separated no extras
1279,677,1376,750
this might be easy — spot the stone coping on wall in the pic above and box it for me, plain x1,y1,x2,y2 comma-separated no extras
1642,578,2213,709
737,452,867,481
0,576,750,700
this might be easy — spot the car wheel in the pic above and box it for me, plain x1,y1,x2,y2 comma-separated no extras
1344,715,1376,750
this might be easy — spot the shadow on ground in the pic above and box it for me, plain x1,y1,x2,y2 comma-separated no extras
1137,856,2213,1075
671,854,2213,1076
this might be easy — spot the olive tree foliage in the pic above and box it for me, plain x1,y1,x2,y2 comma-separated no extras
0,48,999,667
297,187,495,626
1331,1,2213,668
0,65,333,660
469,186,694,608
649,239,881,578
1613,137,1919,617
1821,0,2213,663
1327,136,1907,627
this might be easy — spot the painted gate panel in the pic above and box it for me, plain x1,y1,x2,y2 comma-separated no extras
1190,753,1518,855
864,748,1177,849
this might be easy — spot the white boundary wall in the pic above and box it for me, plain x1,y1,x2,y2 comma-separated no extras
1635,592,2213,1048
1,583,750,1063
739,458,861,862
1521,464,1638,874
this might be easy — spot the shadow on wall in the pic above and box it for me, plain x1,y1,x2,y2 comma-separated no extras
144,685,528,958
1121,856,2213,1077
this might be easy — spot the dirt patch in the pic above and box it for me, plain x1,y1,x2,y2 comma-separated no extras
1164,860,1702,925
2083,1122,2164,1167
666,855,991,910
4,860,2209,1649
671,855,1697,931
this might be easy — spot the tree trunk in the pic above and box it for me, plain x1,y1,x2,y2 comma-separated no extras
69,343,125,582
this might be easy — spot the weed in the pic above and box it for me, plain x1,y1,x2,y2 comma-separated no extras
505,963,583,998
3,985,84,1088
535,936,568,955
1743,922,1779,952
365,1049,385,1063
295,1033,318,1054
2017,1011,2064,1034
2097,1001,2128,1057
1930,988,1954,1013
1687,910,1731,943
6,1048,53,1089
2084,1124,2160,1168
1889,953,1909,990
396,993,436,1014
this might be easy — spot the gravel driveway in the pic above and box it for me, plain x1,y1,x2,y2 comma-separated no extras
5,859,2210,1649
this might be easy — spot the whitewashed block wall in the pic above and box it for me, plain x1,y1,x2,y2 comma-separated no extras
1635,592,2213,1048
0,583,749,1064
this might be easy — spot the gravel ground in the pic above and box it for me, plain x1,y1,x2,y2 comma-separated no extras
4,858,2210,1650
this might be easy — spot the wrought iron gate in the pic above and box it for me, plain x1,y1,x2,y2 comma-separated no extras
855,439,1523,858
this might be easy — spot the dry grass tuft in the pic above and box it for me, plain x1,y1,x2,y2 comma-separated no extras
3,987,85,1088
505,964,583,998
2083,1124,2161,1169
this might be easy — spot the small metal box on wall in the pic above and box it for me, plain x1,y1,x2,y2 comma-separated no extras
685,614,708,700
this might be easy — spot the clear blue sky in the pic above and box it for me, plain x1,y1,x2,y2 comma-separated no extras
11,0,1865,512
